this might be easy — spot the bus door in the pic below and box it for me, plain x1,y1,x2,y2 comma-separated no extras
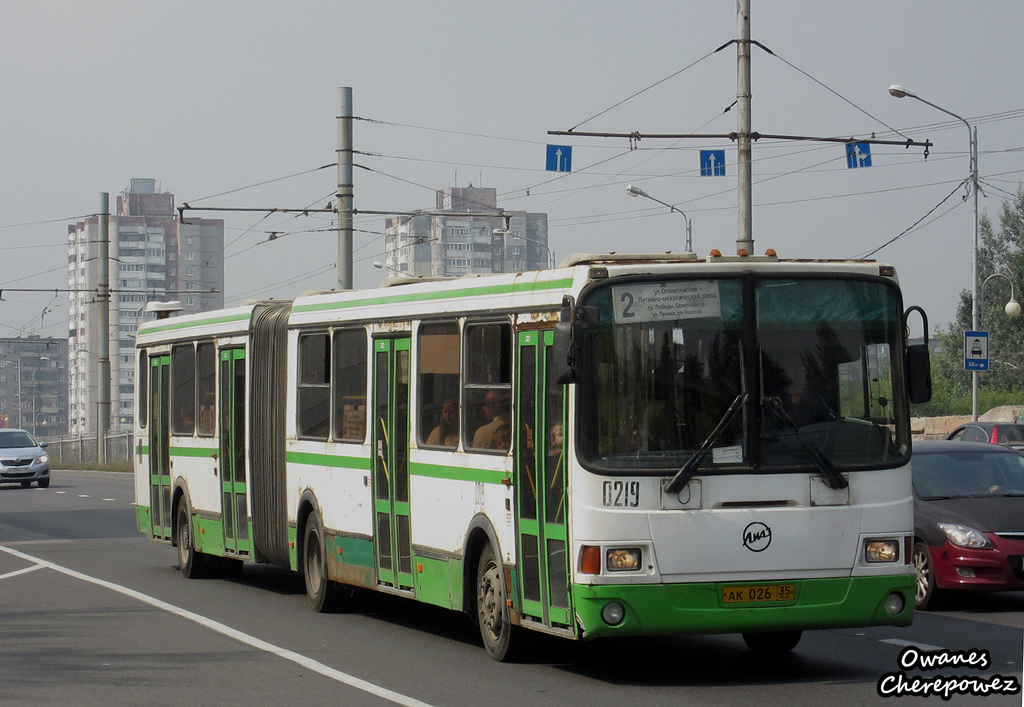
149,354,172,540
219,348,250,555
515,330,572,630
371,336,414,592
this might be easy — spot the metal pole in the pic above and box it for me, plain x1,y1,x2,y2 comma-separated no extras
97,193,110,464
970,126,980,421
337,87,354,290
736,0,754,255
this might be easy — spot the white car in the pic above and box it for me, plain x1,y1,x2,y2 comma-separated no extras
0,428,50,488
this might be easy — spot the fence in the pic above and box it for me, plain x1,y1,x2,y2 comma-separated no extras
46,432,135,466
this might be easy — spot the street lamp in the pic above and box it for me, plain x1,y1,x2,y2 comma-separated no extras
626,185,693,253
980,272,1022,320
889,84,983,419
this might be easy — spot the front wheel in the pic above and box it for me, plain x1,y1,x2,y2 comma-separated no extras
742,630,802,653
913,541,946,610
475,544,522,662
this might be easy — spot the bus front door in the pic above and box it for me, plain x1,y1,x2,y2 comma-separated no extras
516,330,572,631
149,354,172,541
219,348,250,556
371,336,414,593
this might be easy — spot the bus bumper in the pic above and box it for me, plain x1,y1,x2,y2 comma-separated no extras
572,575,914,639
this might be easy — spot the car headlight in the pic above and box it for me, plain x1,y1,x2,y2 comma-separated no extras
938,523,992,549
37,454,49,464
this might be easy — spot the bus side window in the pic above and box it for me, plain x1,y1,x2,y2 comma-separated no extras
333,328,368,442
418,321,460,448
196,342,216,436
464,321,511,452
171,344,196,435
298,332,330,440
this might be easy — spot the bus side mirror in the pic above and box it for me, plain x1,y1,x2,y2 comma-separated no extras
552,296,598,385
904,305,932,404
906,344,932,404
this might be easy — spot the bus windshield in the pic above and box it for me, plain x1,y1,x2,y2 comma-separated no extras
579,275,910,473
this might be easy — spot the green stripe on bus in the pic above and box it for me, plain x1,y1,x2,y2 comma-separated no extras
291,277,575,314
140,312,252,335
410,462,511,485
170,446,218,458
286,451,372,470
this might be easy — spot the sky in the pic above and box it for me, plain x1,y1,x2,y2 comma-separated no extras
1,1,1022,341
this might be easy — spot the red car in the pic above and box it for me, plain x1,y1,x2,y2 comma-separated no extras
912,440,1024,609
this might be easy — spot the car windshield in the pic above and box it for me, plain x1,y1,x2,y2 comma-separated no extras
0,431,37,448
913,450,1024,498
996,425,1024,443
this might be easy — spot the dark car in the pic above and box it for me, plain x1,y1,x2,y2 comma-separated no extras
946,421,1024,454
0,428,50,488
911,440,1024,609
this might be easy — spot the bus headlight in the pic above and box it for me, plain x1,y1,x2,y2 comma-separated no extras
606,548,641,571
864,540,900,563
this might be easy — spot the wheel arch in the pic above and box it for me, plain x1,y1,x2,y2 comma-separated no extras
170,478,191,548
295,489,321,575
461,513,505,616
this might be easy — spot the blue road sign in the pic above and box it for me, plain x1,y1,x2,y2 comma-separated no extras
700,150,726,176
964,330,989,371
846,142,872,168
546,145,572,172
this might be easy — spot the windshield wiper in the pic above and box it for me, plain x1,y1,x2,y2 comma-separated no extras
666,393,747,494
762,396,848,490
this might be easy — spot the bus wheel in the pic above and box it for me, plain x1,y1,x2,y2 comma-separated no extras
303,511,344,612
176,501,208,579
475,544,522,662
742,630,802,653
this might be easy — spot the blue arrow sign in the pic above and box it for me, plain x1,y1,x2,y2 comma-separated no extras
845,142,872,168
700,150,726,176
546,145,572,172
964,330,989,371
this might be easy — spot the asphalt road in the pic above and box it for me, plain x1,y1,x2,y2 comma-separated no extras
1,470,1021,706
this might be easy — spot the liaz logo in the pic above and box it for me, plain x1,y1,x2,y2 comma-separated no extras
742,522,772,552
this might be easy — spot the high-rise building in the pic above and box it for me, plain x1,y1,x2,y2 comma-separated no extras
382,186,550,278
67,179,224,435
0,337,69,437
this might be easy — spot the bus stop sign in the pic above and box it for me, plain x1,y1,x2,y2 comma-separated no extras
964,330,989,371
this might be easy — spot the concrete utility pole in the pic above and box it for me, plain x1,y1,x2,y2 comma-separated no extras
736,0,753,255
337,87,354,290
97,193,111,464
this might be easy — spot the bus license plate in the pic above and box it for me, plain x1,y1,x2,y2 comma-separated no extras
722,583,795,604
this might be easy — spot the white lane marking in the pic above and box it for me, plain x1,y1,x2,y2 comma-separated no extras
0,545,436,707
103,498,116,502
880,638,946,652
0,564,45,581
77,495,90,498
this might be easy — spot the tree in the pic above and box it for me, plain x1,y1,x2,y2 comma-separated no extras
923,183,1024,415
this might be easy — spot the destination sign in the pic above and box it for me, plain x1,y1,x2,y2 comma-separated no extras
611,281,721,323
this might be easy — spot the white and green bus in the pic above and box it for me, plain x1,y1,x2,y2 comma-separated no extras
134,251,931,660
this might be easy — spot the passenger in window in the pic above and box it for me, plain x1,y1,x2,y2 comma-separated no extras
427,399,459,447
473,390,509,450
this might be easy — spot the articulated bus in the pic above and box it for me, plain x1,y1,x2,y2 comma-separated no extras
134,251,931,660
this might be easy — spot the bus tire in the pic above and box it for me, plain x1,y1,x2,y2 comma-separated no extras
303,511,343,613
742,630,802,653
176,500,208,579
475,544,522,662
